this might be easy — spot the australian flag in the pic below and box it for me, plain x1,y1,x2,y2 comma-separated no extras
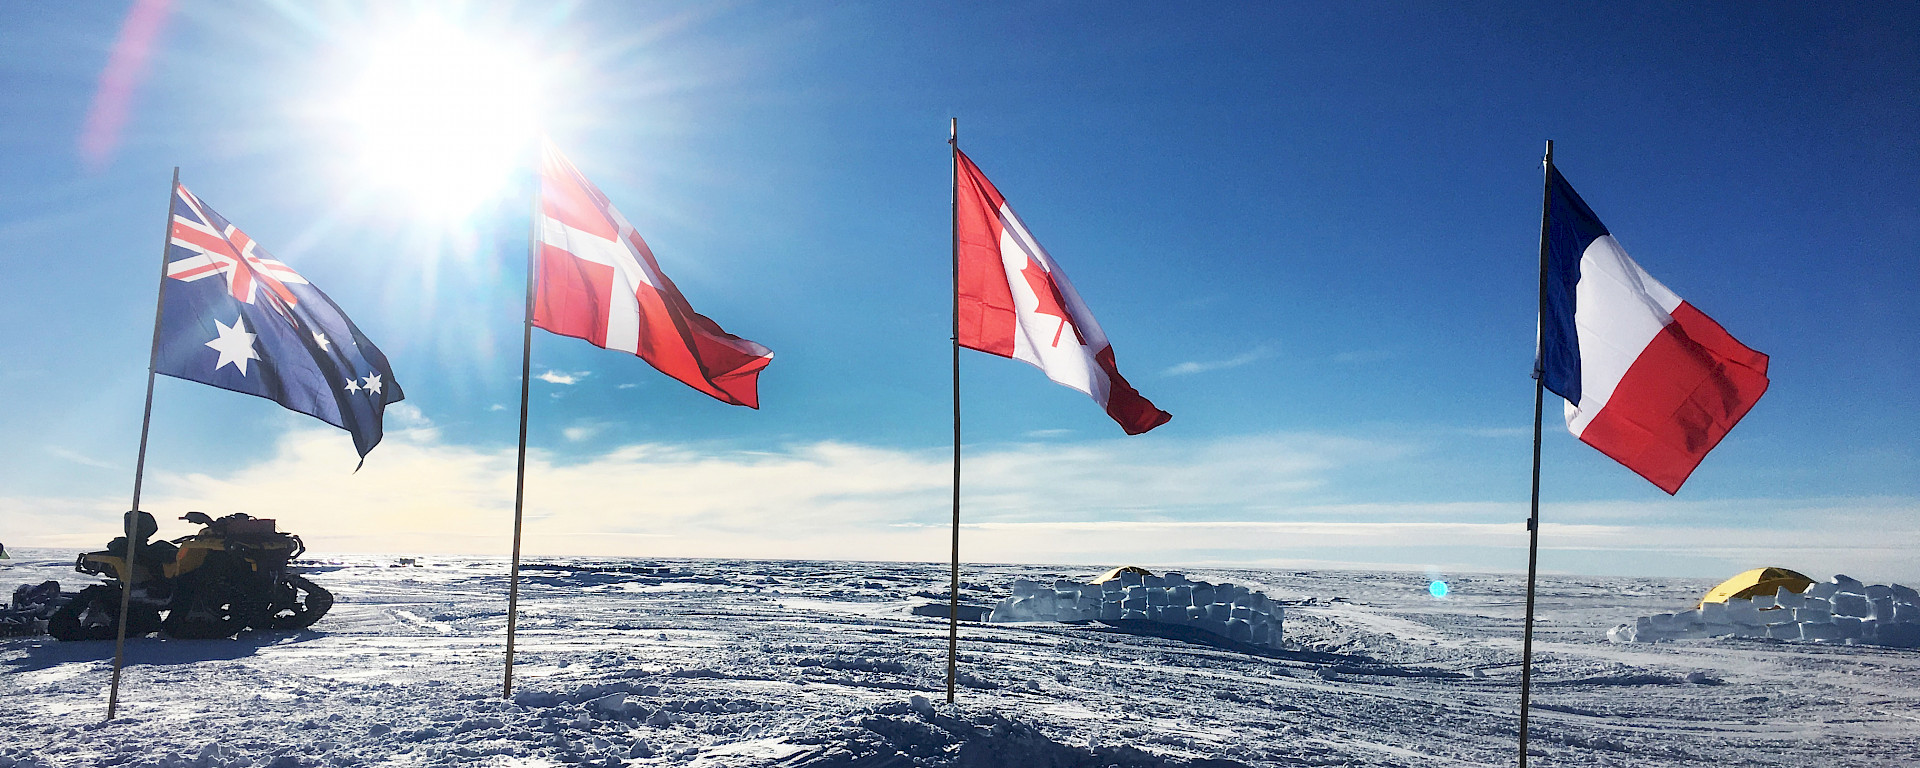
153,183,402,462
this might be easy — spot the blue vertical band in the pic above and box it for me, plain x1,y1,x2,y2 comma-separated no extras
1538,166,1609,406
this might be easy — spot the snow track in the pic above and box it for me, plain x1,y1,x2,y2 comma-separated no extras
2,554,1918,766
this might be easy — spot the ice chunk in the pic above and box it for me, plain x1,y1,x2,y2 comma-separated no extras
1227,619,1253,642
1162,571,1187,585
1189,586,1216,607
1231,605,1254,621
1806,582,1839,600
1766,623,1799,640
1833,616,1863,640
1170,585,1192,606
1865,584,1894,601
1800,623,1841,642
1875,622,1920,648
1894,602,1918,624
1699,602,1727,622
1143,574,1164,588
1120,597,1149,613
1205,603,1232,623
1607,624,1636,643
1792,606,1831,624
1119,570,1144,588
1831,574,1865,592
1870,597,1897,622
1774,586,1805,610
1186,606,1204,623
1724,600,1762,626
1832,593,1871,618
1751,593,1775,609
1890,584,1918,603
1146,587,1169,606
1703,622,1736,637
1098,601,1121,621
1649,613,1676,631
1250,622,1270,645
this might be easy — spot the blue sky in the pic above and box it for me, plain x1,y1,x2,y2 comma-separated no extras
2,2,1915,580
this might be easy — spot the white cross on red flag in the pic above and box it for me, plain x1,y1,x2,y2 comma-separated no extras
954,149,1170,434
532,141,773,407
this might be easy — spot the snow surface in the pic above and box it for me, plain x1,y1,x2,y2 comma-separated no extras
4,551,1920,766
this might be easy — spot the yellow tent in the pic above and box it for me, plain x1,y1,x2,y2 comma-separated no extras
1699,567,1814,607
1089,566,1154,584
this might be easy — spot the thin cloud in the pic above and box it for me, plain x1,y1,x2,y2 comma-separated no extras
48,446,116,469
536,370,589,385
1163,345,1274,377
562,423,605,442
8,427,1914,581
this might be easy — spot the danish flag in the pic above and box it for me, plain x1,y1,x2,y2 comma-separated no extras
953,148,1170,435
532,142,773,407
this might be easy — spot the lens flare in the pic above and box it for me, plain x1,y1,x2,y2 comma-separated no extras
1429,580,1449,598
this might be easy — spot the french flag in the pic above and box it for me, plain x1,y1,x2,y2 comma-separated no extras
1538,166,1769,494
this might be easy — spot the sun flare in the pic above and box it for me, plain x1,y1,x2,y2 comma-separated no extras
334,19,546,219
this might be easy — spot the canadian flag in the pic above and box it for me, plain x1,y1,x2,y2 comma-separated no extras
533,142,773,407
954,149,1170,435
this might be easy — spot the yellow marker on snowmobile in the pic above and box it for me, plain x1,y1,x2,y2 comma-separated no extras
51,511,332,641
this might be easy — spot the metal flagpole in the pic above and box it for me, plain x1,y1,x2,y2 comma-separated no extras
504,164,541,697
946,118,962,705
1518,139,1554,768
106,166,180,722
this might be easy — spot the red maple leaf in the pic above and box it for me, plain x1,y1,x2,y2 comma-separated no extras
1020,259,1084,348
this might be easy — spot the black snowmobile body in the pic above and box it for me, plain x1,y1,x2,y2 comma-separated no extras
50,512,332,641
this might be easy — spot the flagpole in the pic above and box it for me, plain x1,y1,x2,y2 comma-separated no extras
106,166,180,722
946,117,963,705
504,163,541,698
1518,139,1553,768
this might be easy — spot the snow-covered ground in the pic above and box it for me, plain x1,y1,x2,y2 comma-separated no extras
3,551,1919,767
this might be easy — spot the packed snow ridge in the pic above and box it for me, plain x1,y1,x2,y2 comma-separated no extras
1609,574,1920,647
987,570,1284,650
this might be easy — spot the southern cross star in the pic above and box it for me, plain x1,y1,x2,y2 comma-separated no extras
362,372,383,395
313,331,331,351
205,316,260,375
344,378,362,393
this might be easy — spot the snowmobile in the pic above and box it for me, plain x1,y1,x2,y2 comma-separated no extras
49,511,332,641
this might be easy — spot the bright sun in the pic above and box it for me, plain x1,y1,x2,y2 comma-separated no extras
334,18,546,219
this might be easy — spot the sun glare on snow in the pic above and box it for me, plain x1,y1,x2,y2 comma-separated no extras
334,20,545,219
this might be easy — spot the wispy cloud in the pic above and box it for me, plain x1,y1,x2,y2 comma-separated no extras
562,422,606,442
1024,429,1073,439
536,370,589,385
616,383,637,390
48,446,115,469
8,427,1915,581
1162,345,1274,377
